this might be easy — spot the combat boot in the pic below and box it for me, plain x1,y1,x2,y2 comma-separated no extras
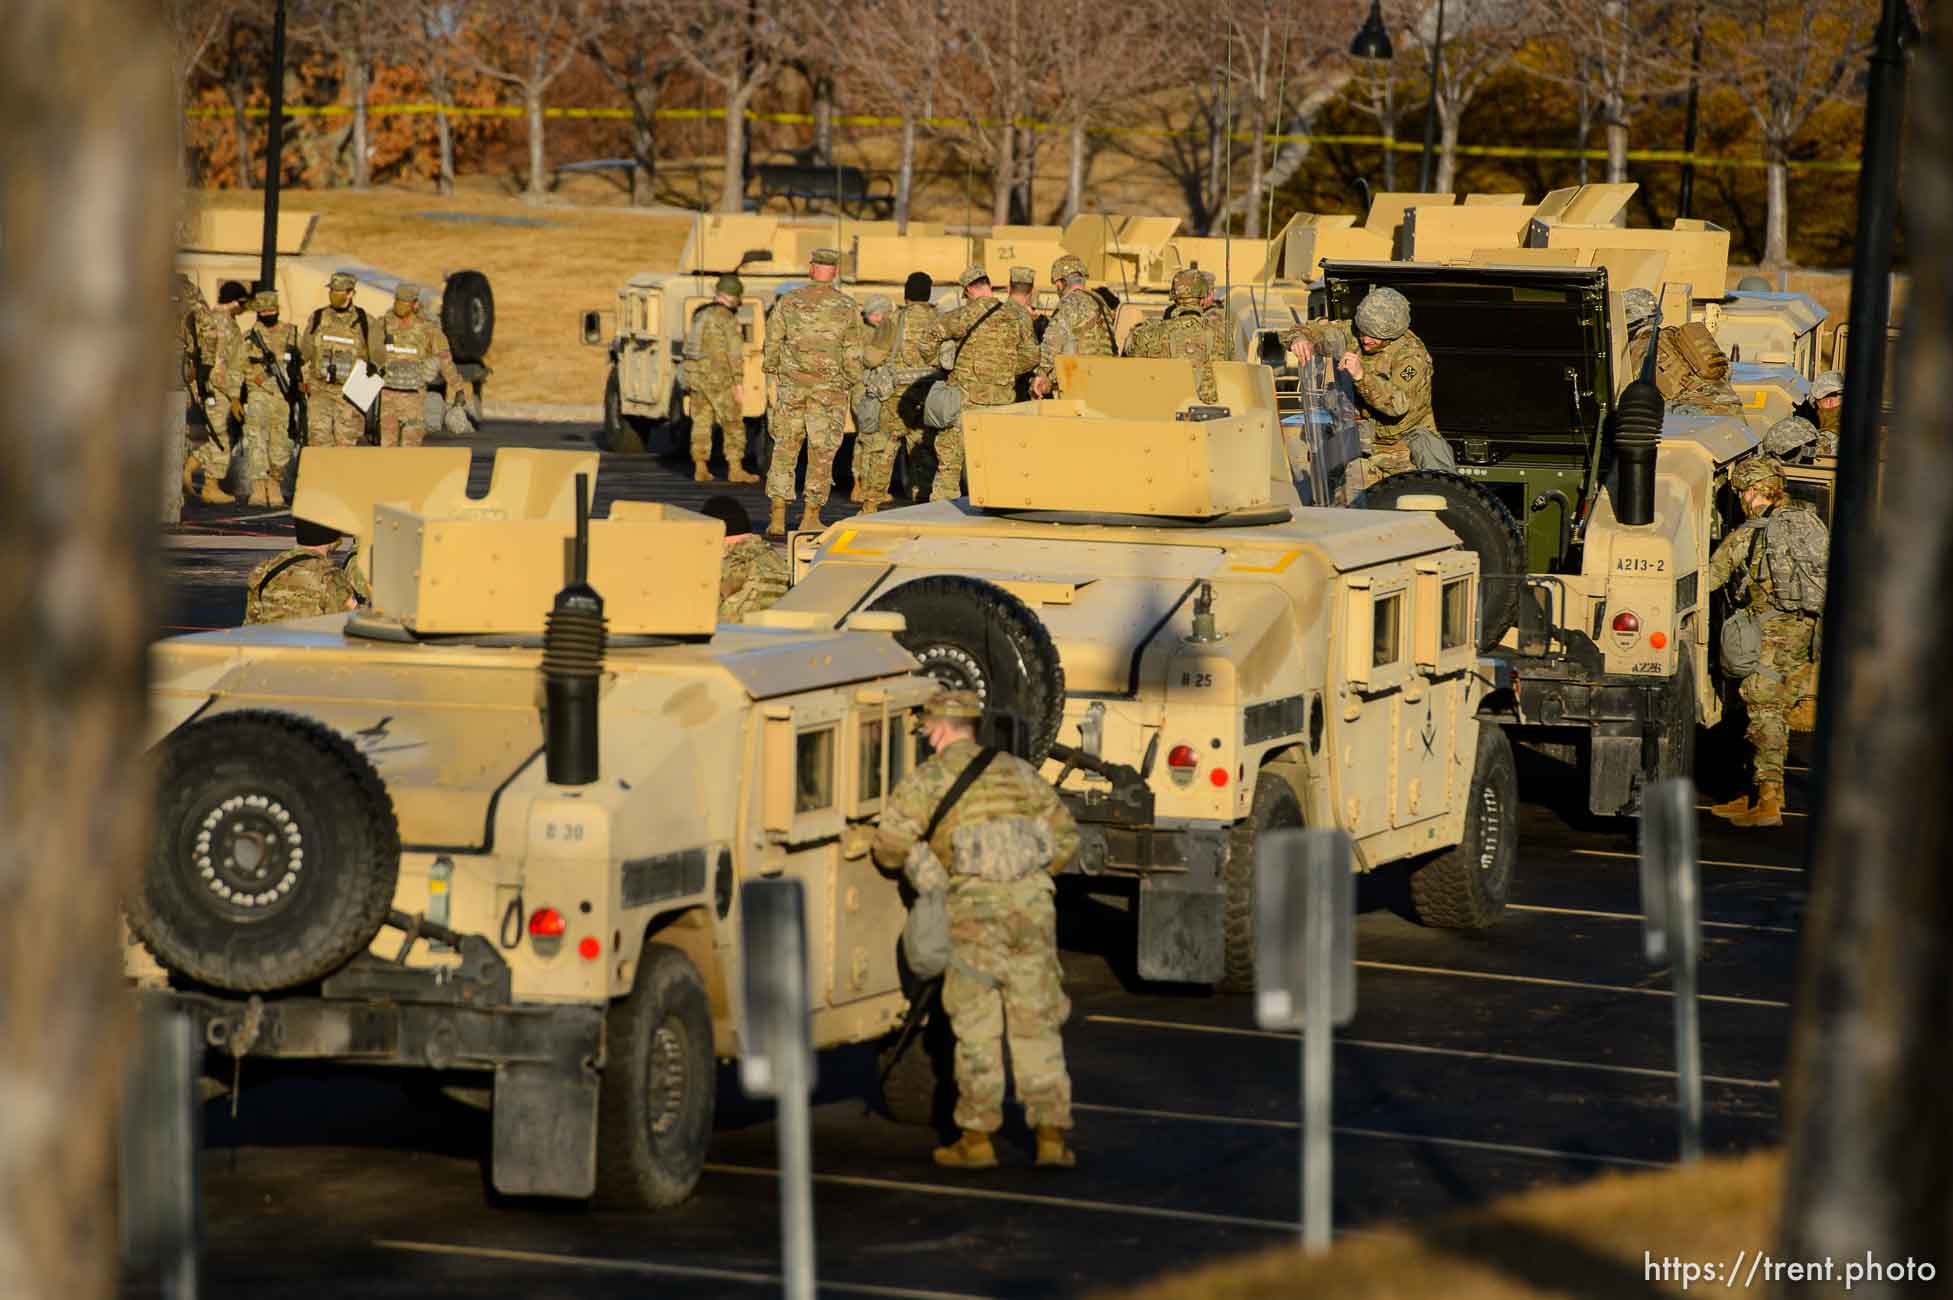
1708,791,1754,819
247,479,272,507
199,476,234,505
265,479,287,508
693,458,714,483
849,481,863,503
765,499,788,538
932,1130,998,1170
181,460,198,498
728,465,760,484
798,502,823,532
860,499,880,514
1729,781,1784,828
1035,1127,1077,1169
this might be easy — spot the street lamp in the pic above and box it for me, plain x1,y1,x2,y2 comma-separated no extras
1349,1,1396,189
1416,0,1448,193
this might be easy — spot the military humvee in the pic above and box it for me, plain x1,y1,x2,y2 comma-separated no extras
770,356,1519,989
130,447,941,1210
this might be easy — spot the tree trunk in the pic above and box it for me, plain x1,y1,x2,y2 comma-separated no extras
436,107,454,194
1015,124,1034,226
1764,143,1790,265
525,81,547,196
812,72,834,163
0,0,173,1296
990,115,1015,228
895,111,917,231
1575,83,1592,184
721,84,751,213
630,85,658,207
1436,111,1460,194
229,85,253,190
350,57,370,189
1063,119,1086,223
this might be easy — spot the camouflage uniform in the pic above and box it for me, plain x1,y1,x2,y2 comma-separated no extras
718,535,790,622
1124,271,1227,402
243,547,360,624
1809,370,1842,454
862,301,946,506
935,269,1039,501
762,251,867,516
1625,324,1743,415
1036,255,1116,391
177,278,238,496
225,292,301,502
1284,314,1435,484
685,276,748,476
1705,462,1824,792
299,273,383,448
871,725,1080,1140
378,285,465,448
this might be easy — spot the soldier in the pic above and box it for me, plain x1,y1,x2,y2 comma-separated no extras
850,294,895,506
863,272,945,508
1198,272,1234,361
1285,287,1436,487
1620,289,1743,414
1761,415,1821,466
699,496,789,623
1807,370,1843,453
378,283,469,449
933,266,1039,502
1705,457,1827,828
299,271,383,450
1005,268,1044,400
761,248,867,536
869,689,1081,1170
175,275,236,504
684,274,757,485
1030,253,1115,397
1123,269,1226,403
243,518,366,624
225,289,302,507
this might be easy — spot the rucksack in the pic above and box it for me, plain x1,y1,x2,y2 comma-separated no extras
1762,505,1828,616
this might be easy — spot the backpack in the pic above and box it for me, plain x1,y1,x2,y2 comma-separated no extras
1762,506,1828,616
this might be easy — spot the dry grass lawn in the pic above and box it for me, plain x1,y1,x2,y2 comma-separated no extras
1105,1151,1788,1300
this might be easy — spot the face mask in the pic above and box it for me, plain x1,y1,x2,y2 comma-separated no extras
259,314,279,327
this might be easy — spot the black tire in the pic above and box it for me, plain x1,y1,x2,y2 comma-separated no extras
868,575,1067,763
131,711,400,991
875,1000,955,1128
595,943,715,1210
1653,640,1699,790
1408,723,1517,929
602,368,646,455
441,269,495,364
1361,470,1526,652
1220,762,1306,992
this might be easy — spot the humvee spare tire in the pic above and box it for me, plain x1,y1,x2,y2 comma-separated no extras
441,269,495,364
131,711,400,992
868,575,1066,763
1406,722,1516,929
1361,470,1525,652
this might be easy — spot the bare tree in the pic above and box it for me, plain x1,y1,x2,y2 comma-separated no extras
830,0,956,229
198,7,266,189
162,0,233,182
1399,0,1536,192
461,0,599,197
1524,0,1686,184
1041,0,1177,223
0,0,174,1295
393,0,475,194
925,0,1062,225
296,0,383,188
585,0,683,206
669,0,800,213
1707,0,1873,265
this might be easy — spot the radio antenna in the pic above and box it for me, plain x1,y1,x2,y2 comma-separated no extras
1222,18,1236,307
1265,20,1295,289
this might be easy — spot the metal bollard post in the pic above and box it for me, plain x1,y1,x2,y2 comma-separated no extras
121,1000,202,1300
1639,778,1703,1162
739,878,817,1300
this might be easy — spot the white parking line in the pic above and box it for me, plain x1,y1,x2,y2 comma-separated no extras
1509,902,1797,935
1354,960,1791,1008
1071,1102,1669,1169
1574,848,1803,875
376,1239,989,1299
704,1164,1296,1232
1083,1014,1780,1089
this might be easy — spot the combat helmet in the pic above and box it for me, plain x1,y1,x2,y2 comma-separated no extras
1810,370,1844,400
1169,269,1204,304
1353,287,1411,342
1730,456,1785,493
1761,416,1818,460
922,688,984,721
1050,253,1089,285
1621,288,1658,327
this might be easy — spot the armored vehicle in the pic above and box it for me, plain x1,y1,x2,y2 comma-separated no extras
130,447,941,1210
770,356,1520,989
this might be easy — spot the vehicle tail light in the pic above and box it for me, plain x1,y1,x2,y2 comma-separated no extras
1166,743,1198,787
529,907,567,937
1611,611,1641,633
578,936,602,961
1649,631,1668,650
1209,768,1230,788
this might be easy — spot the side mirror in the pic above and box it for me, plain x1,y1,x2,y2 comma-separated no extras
580,310,604,346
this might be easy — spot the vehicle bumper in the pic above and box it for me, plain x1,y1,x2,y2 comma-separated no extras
1059,796,1231,984
1497,655,1673,817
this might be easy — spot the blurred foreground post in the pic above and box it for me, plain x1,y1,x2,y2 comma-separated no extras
740,879,817,1300
0,1,175,1297
1779,0,1949,1280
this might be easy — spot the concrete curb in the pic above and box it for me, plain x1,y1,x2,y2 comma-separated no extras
482,400,604,422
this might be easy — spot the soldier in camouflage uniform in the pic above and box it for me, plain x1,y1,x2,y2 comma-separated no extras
1760,415,1821,465
243,519,367,624
849,294,895,505
1807,370,1843,454
762,248,867,536
378,283,468,448
224,290,301,507
1123,269,1227,402
175,275,237,504
870,689,1081,1170
684,274,757,484
1031,253,1115,397
299,271,383,450
1620,289,1743,414
1285,287,1435,487
698,496,789,622
1704,457,1827,828
861,272,945,507
933,266,1039,502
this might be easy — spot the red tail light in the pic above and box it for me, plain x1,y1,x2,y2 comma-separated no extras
529,907,567,937
1167,744,1199,769
1611,611,1641,633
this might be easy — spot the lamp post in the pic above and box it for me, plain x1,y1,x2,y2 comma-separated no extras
1416,0,1447,192
259,0,288,292
1349,1,1396,190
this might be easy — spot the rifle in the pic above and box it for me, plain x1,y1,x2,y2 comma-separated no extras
249,326,306,445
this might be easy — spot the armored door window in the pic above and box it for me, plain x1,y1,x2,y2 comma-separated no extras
858,717,886,804
795,728,835,813
1440,579,1471,652
1372,592,1404,668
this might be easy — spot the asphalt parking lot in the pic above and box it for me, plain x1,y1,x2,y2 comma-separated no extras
136,421,1810,1299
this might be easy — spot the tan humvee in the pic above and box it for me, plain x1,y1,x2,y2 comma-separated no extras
770,357,1519,989
130,447,939,1210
